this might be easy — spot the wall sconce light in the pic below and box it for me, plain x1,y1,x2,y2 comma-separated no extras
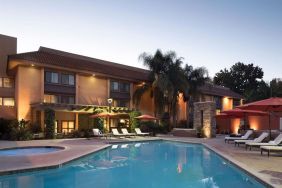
107,98,113,104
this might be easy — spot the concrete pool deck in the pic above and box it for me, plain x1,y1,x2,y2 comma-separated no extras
0,136,281,187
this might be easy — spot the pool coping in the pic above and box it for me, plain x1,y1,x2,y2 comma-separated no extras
0,138,274,187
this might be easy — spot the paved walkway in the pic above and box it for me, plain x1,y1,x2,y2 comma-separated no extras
0,136,281,187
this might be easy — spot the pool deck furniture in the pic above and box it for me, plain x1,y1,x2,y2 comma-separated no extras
225,130,253,143
92,129,112,139
246,133,282,150
261,146,282,157
135,128,150,136
121,128,136,137
234,132,269,147
112,128,128,138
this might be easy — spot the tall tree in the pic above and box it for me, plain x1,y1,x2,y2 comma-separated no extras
214,62,264,102
270,78,282,97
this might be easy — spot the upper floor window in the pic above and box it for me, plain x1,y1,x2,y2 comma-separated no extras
110,81,130,93
62,74,75,85
44,94,75,104
0,97,15,106
45,72,59,84
44,94,59,103
0,77,14,88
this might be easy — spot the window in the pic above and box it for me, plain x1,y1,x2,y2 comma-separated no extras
3,98,15,106
45,72,59,84
120,83,130,92
44,94,59,103
62,121,75,134
62,74,75,85
61,95,75,104
0,97,2,105
111,81,119,91
3,78,13,88
114,99,130,108
0,78,2,87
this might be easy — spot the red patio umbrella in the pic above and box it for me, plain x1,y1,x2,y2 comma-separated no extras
238,97,282,138
221,108,269,130
134,114,158,120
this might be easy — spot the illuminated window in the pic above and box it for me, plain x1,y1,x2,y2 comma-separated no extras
62,121,75,134
44,94,59,103
3,78,13,88
55,121,58,133
0,78,2,87
3,98,15,106
0,97,2,105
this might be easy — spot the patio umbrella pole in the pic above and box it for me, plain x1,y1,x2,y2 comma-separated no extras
269,112,271,140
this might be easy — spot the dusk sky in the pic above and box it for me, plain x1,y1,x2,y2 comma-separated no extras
0,0,281,81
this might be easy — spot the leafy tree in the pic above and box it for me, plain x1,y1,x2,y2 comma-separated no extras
270,78,282,97
129,110,141,132
45,108,55,139
214,62,264,102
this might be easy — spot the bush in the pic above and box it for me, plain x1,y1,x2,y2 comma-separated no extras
30,122,42,133
140,121,165,135
45,108,55,139
0,118,32,141
129,110,141,132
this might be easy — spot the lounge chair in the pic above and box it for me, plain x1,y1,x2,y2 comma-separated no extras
246,133,282,150
121,128,136,137
92,129,105,137
225,130,253,143
261,146,282,157
135,128,150,136
112,128,127,138
234,132,269,147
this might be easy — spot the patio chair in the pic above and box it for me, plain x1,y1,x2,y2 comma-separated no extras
246,133,282,150
225,130,253,143
112,128,127,138
121,128,136,137
234,132,269,147
260,146,282,157
135,128,150,136
92,129,105,137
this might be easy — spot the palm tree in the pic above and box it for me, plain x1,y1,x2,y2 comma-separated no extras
183,65,209,127
133,49,209,129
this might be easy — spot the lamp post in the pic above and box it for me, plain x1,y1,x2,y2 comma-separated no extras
107,98,113,131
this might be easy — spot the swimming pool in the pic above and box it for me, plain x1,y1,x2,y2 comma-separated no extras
0,141,265,188
0,146,64,156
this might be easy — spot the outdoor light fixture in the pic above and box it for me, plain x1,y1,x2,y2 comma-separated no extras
31,64,35,67
107,98,113,104
92,74,96,77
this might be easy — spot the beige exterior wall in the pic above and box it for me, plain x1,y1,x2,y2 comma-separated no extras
178,93,187,121
222,97,233,111
133,85,154,115
76,75,108,106
15,66,43,120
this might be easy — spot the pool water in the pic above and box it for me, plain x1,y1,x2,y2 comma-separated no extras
0,147,63,156
0,141,265,188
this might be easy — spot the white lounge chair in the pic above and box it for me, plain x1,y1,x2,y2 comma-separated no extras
92,128,105,137
246,133,282,150
225,130,253,143
112,128,127,138
260,146,282,157
234,132,269,147
121,128,135,137
135,128,150,136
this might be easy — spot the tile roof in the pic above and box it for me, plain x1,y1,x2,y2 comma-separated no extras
198,83,243,99
8,47,150,82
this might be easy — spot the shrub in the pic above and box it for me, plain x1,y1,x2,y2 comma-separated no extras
45,108,55,139
161,112,170,132
30,122,42,133
140,121,165,135
129,110,141,132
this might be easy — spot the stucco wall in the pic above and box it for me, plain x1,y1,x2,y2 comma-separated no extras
16,66,42,120
133,85,154,115
77,75,108,106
